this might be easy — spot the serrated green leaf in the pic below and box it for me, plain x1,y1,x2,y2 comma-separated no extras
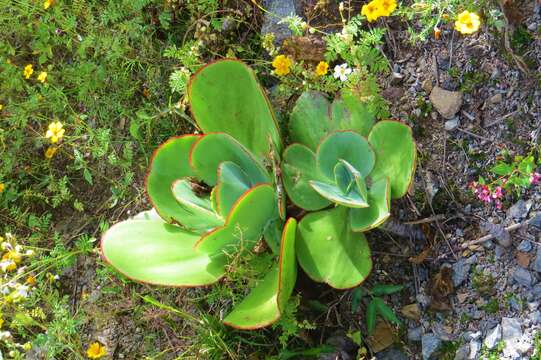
490,163,513,176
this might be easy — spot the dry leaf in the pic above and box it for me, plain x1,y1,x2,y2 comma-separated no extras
409,247,431,264
365,321,396,353
281,36,326,62
516,251,532,268
430,266,454,311
401,303,421,321
500,0,523,26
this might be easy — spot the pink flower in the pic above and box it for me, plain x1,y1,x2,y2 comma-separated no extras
530,172,541,185
477,185,491,203
495,199,502,210
492,186,503,199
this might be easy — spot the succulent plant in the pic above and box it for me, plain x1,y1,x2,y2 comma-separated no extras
101,59,416,330
283,91,416,289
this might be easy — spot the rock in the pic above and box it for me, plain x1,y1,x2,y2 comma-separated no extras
391,72,404,85
513,267,534,287
517,240,533,252
381,87,405,101
533,283,541,299
501,317,531,357
429,86,463,119
319,333,357,360
454,344,469,360
532,246,541,273
469,340,481,359
465,330,482,341
530,212,541,230
508,200,531,220
516,252,532,268
422,334,441,360
489,93,503,104
452,258,472,287
444,117,459,131
376,347,408,360
401,303,421,321
483,324,501,350
408,327,422,342
261,0,297,46
530,311,541,325
422,79,433,93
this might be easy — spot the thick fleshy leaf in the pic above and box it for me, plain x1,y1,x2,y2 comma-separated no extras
289,91,376,151
101,219,227,286
350,177,391,232
147,135,212,231
296,206,372,289
215,161,252,217
196,184,277,255
331,89,376,137
309,180,369,208
188,60,282,160
189,133,270,186
288,91,333,151
281,143,331,211
317,131,375,180
171,179,224,231
368,121,416,199
224,218,297,329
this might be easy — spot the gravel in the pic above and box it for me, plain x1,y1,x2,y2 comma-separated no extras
421,334,441,360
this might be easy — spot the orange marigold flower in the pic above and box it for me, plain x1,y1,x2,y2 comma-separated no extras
315,61,329,76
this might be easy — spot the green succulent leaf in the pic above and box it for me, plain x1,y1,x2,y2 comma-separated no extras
215,161,252,217
189,133,270,186
188,59,282,160
331,89,375,137
368,121,416,199
147,135,216,232
289,91,376,151
171,179,224,230
281,143,331,211
224,218,297,329
196,184,277,255
296,206,372,289
317,131,375,180
309,180,369,208
101,218,227,286
288,91,333,151
350,177,391,232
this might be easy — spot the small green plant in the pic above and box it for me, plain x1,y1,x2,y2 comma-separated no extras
101,60,416,329
351,284,404,334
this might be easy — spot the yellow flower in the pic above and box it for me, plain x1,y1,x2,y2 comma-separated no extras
0,104,3,111
25,275,36,286
0,183,4,193
315,61,329,76
37,71,47,83
45,121,65,143
376,0,397,16
44,146,58,159
23,64,33,79
361,1,382,22
3,250,22,264
43,0,53,9
0,318,3,328
454,11,481,35
86,342,107,359
272,55,293,76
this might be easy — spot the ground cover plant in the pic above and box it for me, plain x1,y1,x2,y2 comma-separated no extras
2,0,541,358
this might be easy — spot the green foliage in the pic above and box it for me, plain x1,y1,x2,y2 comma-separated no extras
102,60,417,331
